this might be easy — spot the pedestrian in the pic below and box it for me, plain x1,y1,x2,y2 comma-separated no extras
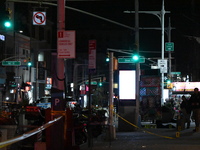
180,95,191,129
189,88,200,132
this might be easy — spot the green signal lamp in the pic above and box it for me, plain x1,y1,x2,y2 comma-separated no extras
132,54,140,62
27,62,32,67
166,79,171,84
99,82,102,86
4,21,11,28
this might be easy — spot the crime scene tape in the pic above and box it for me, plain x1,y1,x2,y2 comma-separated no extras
0,116,63,148
114,112,176,140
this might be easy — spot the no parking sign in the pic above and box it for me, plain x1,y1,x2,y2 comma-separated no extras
33,11,46,25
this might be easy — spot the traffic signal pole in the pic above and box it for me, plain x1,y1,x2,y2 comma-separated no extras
161,0,165,105
108,52,115,139
135,0,140,129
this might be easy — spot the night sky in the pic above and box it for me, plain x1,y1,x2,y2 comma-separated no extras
64,0,200,79
2,0,200,80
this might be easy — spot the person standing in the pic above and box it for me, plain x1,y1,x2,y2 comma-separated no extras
189,88,200,132
180,95,191,129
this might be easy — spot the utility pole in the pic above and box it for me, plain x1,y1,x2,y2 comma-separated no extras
57,0,65,91
168,18,172,75
124,0,169,106
161,0,165,105
109,52,115,139
135,0,140,129
167,18,172,100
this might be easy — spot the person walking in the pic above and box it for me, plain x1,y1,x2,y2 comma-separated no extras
189,88,200,132
180,95,191,129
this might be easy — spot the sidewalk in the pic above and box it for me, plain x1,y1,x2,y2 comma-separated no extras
80,121,200,150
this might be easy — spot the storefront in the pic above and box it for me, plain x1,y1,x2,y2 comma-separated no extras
170,82,200,117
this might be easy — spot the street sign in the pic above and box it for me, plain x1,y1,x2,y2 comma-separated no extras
14,76,21,79
88,40,96,69
57,30,76,58
165,42,174,51
171,72,181,75
33,11,46,25
158,59,167,68
2,61,21,66
118,57,145,63
85,81,97,85
160,67,168,73
158,59,168,73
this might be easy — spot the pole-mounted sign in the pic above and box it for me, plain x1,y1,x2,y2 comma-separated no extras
57,30,76,58
33,11,46,25
88,40,96,70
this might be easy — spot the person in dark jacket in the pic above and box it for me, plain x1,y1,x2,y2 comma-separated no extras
180,95,191,129
189,88,200,132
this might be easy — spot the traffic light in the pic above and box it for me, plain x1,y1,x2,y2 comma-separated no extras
3,8,12,28
106,52,109,62
99,79,102,86
166,79,172,88
164,76,173,89
98,82,103,86
23,57,32,66
166,79,171,84
27,62,32,67
131,54,145,63
132,54,140,63
27,57,31,66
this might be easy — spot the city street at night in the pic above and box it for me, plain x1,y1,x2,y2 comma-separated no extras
1,0,200,149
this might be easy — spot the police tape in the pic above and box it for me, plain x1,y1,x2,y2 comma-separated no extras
114,112,176,140
0,116,63,148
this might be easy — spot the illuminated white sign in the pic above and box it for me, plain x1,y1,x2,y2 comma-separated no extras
0,34,5,41
173,82,200,92
119,70,136,99
57,30,76,58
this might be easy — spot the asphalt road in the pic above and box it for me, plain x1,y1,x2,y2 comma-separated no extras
80,122,200,150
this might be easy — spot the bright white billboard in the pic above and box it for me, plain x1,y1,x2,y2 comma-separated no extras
119,70,136,100
173,82,200,92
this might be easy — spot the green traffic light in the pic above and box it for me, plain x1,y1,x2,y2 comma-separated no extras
99,82,102,86
167,79,171,84
28,62,32,66
106,58,109,62
132,54,140,62
4,21,11,28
